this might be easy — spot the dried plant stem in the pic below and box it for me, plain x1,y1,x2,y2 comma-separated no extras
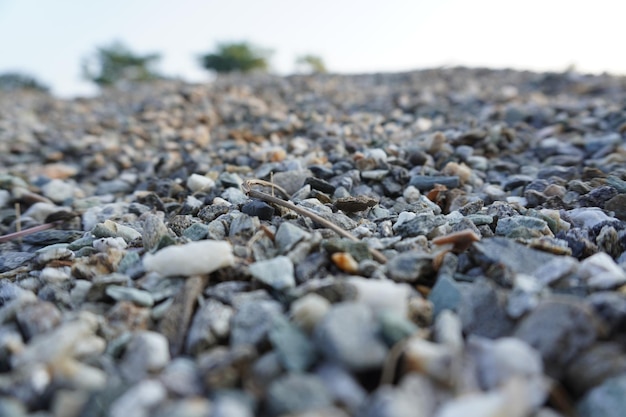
0,222,60,244
243,181,387,264
379,338,408,386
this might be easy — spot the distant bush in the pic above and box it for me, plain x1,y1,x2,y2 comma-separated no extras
296,55,327,74
200,42,271,73
82,41,163,87
0,72,49,93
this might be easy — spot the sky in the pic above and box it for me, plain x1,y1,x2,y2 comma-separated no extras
1,0,625,97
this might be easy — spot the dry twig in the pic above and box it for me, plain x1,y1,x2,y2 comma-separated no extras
242,180,388,264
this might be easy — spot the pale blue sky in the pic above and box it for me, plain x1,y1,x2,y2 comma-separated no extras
1,0,624,97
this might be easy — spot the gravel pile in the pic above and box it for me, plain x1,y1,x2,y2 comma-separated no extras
1,67,626,417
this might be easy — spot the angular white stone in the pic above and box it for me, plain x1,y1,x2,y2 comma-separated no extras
143,240,234,277
348,277,411,316
187,173,215,193
580,252,626,289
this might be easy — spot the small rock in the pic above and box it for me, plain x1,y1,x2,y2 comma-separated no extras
275,222,312,254
387,252,435,283
579,252,626,290
428,275,465,318
41,179,76,203
468,336,547,407
409,175,460,192
105,285,154,307
514,298,599,378
404,336,457,385
348,277,411,316
186,299,234,355
159,357,203,397
565,342,626,397
242,200,275,220
109,379,167,417
143,240,234,277
314,302,388,371
120,331,171,381
266,373,332,417
458,280,515,338
269,314,316,372
182,222,209,241
577,373,626,417
249,256,295,290
331,252,359,274
186,173,215,193
92,219,141,242
290,293,332,333
15,301,62,340
231,300,283,347
0,252,35,273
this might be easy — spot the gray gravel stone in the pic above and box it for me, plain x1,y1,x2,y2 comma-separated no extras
231,300,283,347
0,252,35,273
186,298,234,355
314,302,388,371
120,331,171,382
266,373,332,417
249,256,295,291
458,280,515,339
514,298,599,378
105,285,154,307
269,314,316,372
275,222,312,254
387,252,435,283
577,373,626,417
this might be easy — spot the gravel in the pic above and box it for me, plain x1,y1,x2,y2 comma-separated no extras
2,67,626,415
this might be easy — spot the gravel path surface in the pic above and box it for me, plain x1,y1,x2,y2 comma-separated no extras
1,68,626,417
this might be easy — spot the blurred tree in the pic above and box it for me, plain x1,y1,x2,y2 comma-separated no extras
0,72,49,93
296,55,327,74
200,42,271,73
82,41,162,87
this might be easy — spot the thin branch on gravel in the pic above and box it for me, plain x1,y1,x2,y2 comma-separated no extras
0,222,60,244
242,180,388,264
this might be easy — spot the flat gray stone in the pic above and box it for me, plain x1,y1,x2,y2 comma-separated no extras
105,285,154,307
458,280,515,339
387,252,435,283
473,237,561,275
249,256,295,291
266,373,332,417
577,373,626,417
409,175,460,191
314,302,388,371
514,298,599,378
275,222,311,254
269,315,316,372
230,300,283,347
429,275,465,318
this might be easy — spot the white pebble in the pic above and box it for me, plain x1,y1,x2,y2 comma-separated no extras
143,240,234,277
40,267,72,284
93,237,127,252
434,391,506,417
290,293,331,333
187,173,215,193
579,252,626,289
393,211,416,231
402,186,421,203
109,380,167,417
41,179,76,203
0,189,10,208
348,277,411,316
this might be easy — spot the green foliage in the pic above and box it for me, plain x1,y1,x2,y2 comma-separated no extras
296,55,327,74
83,41,162,87
0,72,49,93
200,42,271,73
